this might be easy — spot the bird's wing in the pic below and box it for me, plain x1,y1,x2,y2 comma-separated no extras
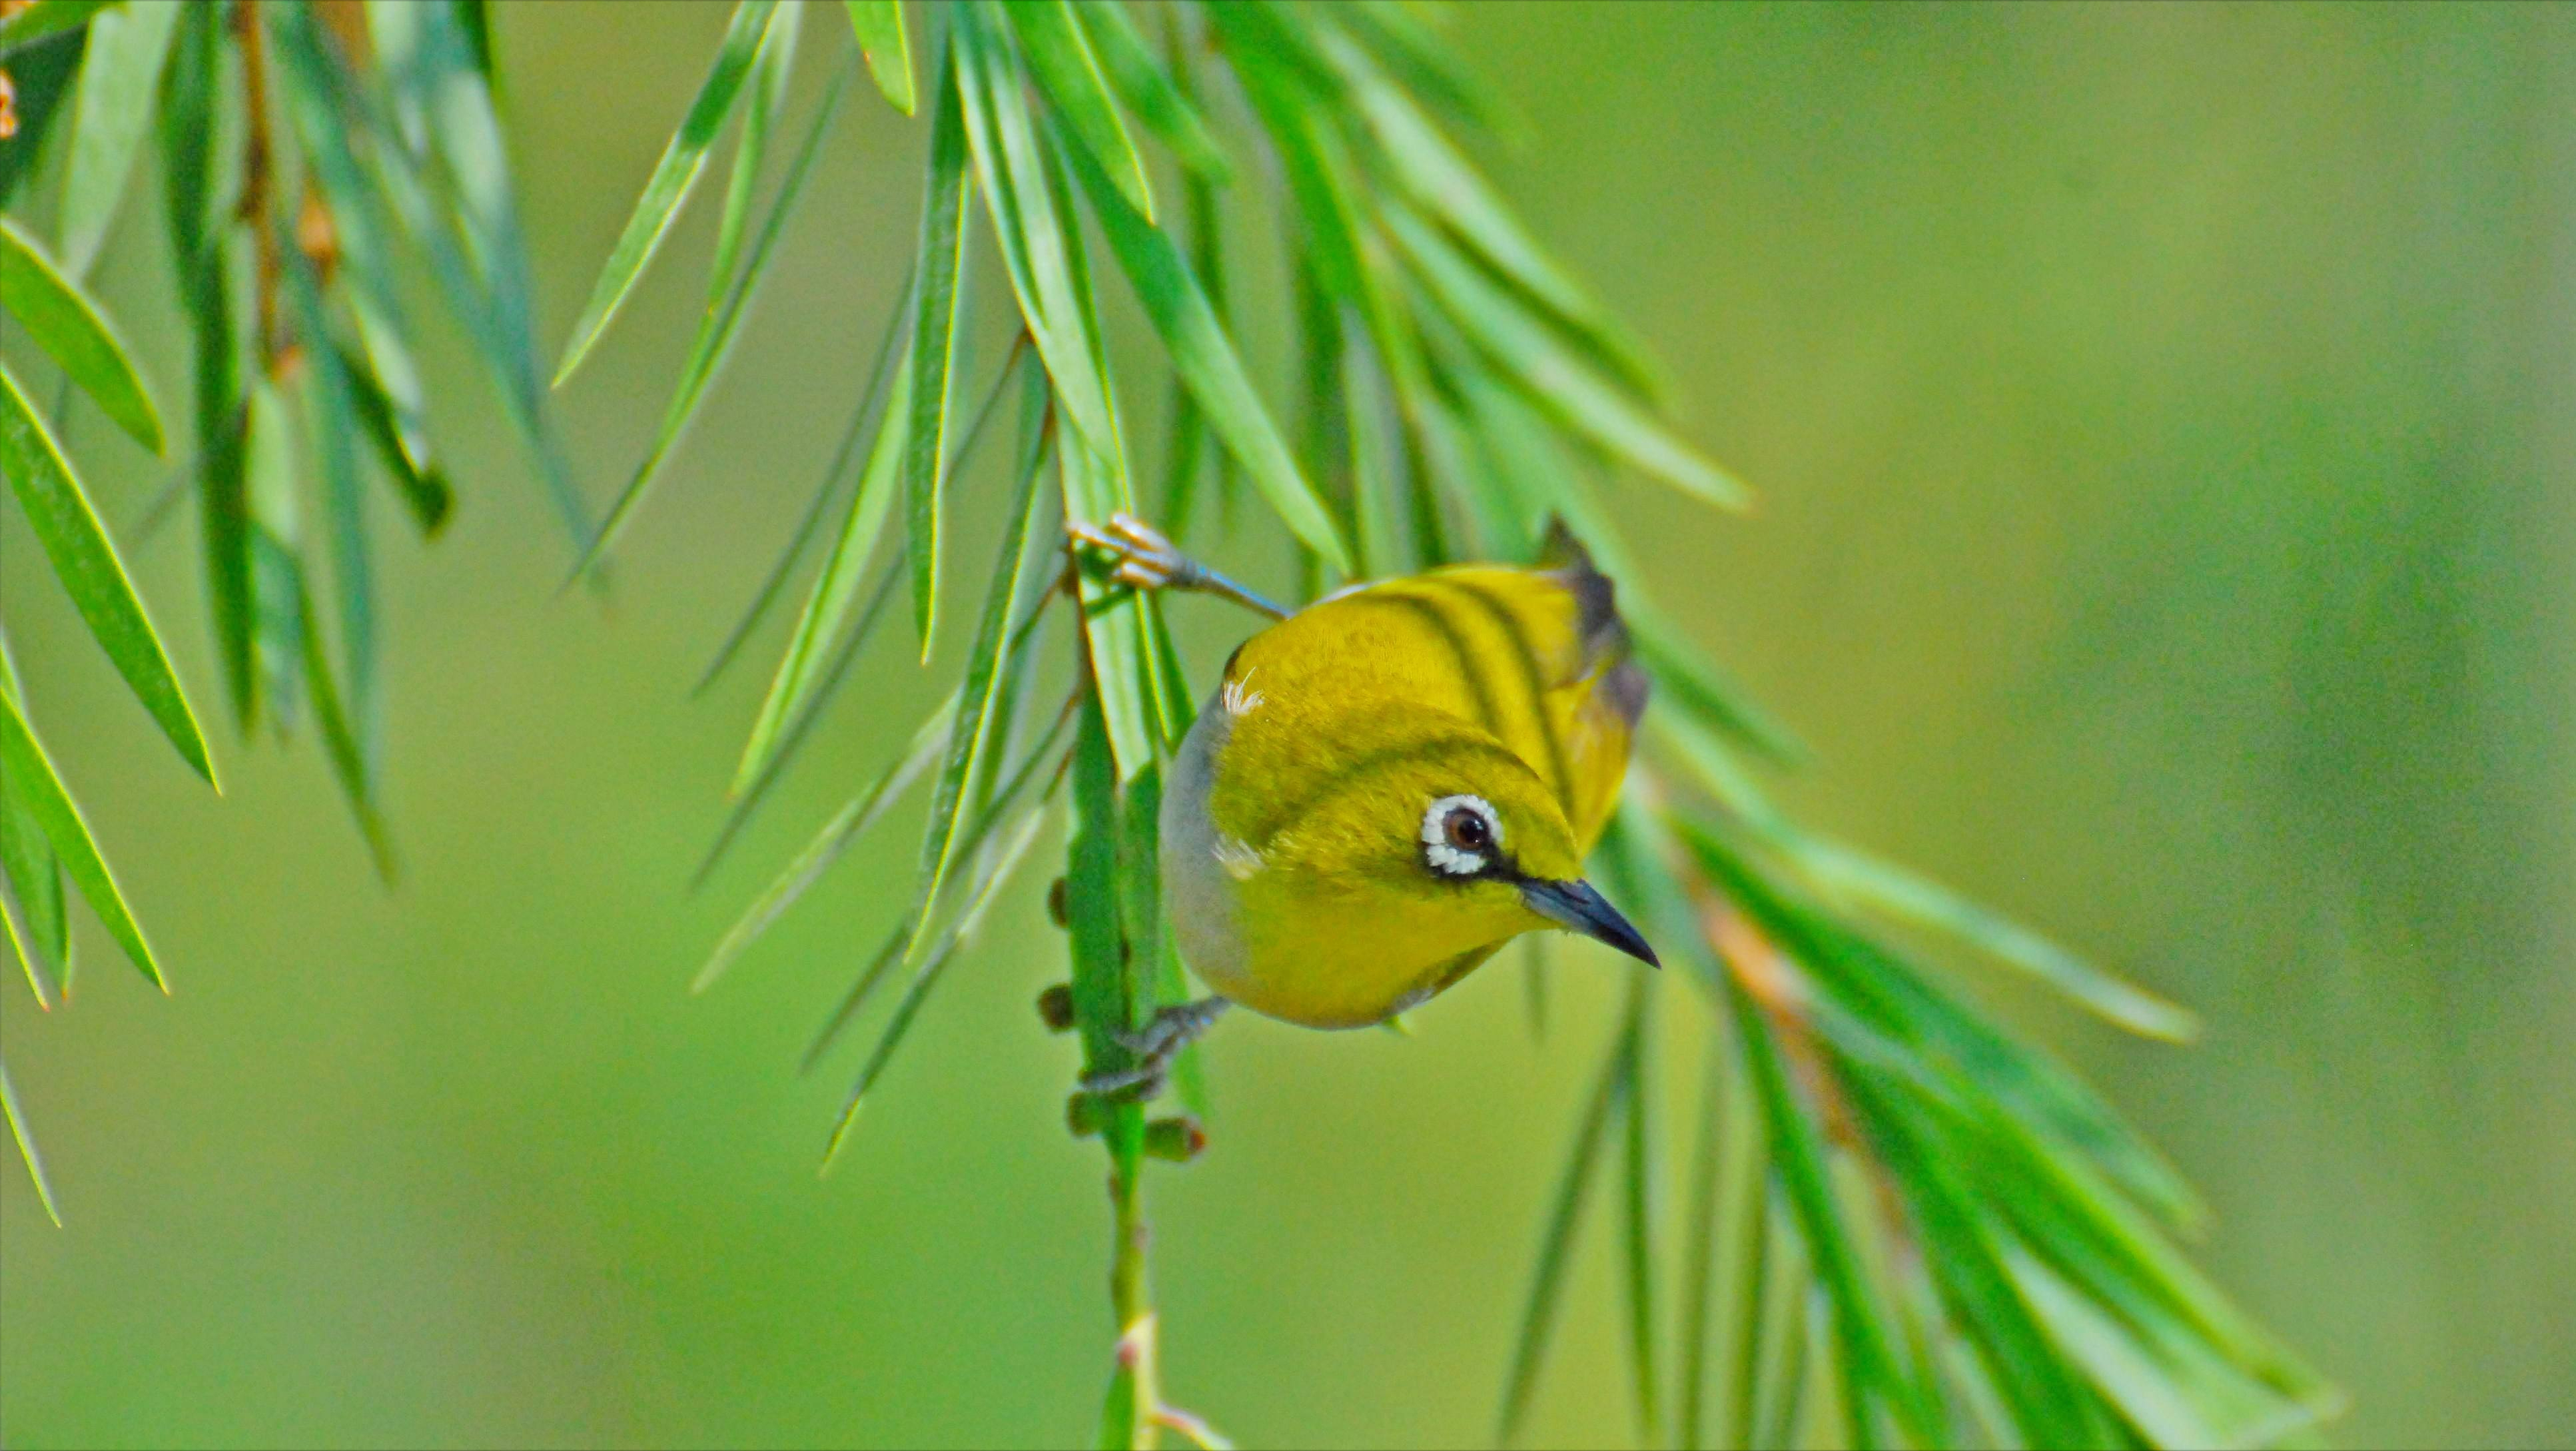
1246,544,1642,851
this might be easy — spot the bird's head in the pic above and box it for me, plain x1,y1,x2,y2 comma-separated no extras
1236,704,1660,971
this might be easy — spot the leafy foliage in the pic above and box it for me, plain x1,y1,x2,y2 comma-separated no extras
1,2,2333,1446
1,0,556,1212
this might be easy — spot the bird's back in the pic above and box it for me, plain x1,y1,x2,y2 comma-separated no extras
1217,529,1644,852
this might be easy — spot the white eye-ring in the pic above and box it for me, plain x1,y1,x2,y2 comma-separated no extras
1422,793,1502,877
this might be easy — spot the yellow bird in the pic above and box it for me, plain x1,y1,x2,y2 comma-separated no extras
1071,516,1657,1090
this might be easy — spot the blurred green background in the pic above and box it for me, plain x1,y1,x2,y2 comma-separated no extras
5,3,2572,1446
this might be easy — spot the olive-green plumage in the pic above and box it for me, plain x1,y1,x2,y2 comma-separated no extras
1162,528,1653,1029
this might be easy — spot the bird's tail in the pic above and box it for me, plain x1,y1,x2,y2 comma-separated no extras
1538,519,1649,731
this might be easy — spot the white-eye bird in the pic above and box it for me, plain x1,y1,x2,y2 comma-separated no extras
1070,515,1657,1090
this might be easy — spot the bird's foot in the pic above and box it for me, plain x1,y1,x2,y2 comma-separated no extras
1074,996,1231,1102
1067,514,1288,620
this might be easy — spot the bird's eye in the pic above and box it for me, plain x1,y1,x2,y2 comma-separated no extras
1445,807,1492,853
1421,793,1503,877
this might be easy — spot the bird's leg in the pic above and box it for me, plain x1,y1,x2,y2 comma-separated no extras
1076,995,1232,1101
1067,514,1289,621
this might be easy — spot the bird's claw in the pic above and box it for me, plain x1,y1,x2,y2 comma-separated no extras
1068,512,1198,592
1074,996,1230,1103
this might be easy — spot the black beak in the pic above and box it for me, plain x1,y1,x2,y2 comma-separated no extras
1520,879,1660,968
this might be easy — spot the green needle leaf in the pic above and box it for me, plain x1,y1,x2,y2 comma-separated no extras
159,1,252,728
0,678,165,990
1617,989,1661,1444
54,0,180,280
1725,987,1928,1445
735,356,913,795
695,274,912,697
1498,1005,1637,1446
1789,836,2200,1043
1060,126,1354,573
0,0,111,55
950,4,1120,477
696,694,954,993
843,0,913,115
0,219,165,454
901,41,974,656
0,637,67,1001
0,759,69,999
0,1055,61,1228
0,362,212,783
1074,0,1232,185
335,342,453,538
800,688,1071,1067
293,559,399,883
905,371,1051,966
1002,0,1156,223
550,0,781,388
575,41,849,580
1386,205,1747,512
821,806,1046,1167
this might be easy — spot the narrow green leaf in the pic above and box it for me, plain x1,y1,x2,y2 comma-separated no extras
550,0,781,387
1326,30,1660,401
0,1055,61,1227
1673,1049,1729,1450
1061,438,1159,780
293,559,399,881
246,380,309,733
0,23,82,205
1618,987,1661,1443
696,270,912,696
697,549,907,887
1061,128,1353,572
1497,1006,1637,1446
2008,1252,2240,1448
0,763,68,997
696,695,953,993
53,0,179,279
709,1,803,318
799,686,1072,1066
0,682,163,989
0,362,212,783
843,0,913,115
1634,615,1805,767
1167,43,1237,540
456,0,496,82
1073,0,1231,183
0,803,59,1007
370,0,589,542
283,259,381,785
576,43,849,578
0,0,110,55
1842,1073,2113,1450
1003,0,1155,222
735,356,913,793
159,1,252,728
0,219,163,454
1685,816,2206,1231
820,806,1045,1165
1722,1154,1775,1451
950,5,1120,469
1065,684,1142,1075
1342,333,1405,578
1387,205,1745,510
335,342,453,538
1793,837,2199,1043
902,42,974,656
1726,977,1929,1444
905,371,1051,963
1326,1,1512,141
727,340,1025,811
